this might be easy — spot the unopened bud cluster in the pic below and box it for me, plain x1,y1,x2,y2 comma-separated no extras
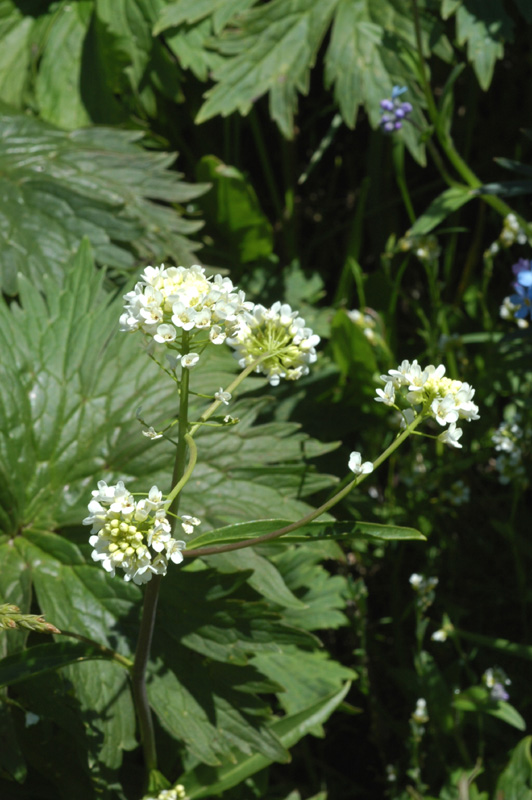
380,86,413,132
83,482,193,584
227,302,320,386
0,604,60,634
492,411,528,486
376,360,479,448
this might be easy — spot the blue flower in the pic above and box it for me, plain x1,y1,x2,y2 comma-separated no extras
379,87,413,133
510,281,532,319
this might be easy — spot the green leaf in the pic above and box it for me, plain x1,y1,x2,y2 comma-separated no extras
209,549,307,608
455,0,513,90
153,0,257,35
0,542,32,656
187,518,425,549
162,16,225,82
0,704,26,783
0,107,205,294
476,180,532,199
196,155,274,263
196,0,339,138
497,736,532,797
0,4,33,108
34,1,93,128
180,683,351,798
148,648,290,767
453,686,526,730
410,186,476,236
251,647,356,717
0,641,108,689
63,659,137,769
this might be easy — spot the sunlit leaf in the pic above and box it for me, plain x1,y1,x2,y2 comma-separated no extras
0,107,205,294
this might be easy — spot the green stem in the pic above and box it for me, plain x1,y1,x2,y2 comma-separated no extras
169,345,191,524
411,0,532,235
130,332,193,778
58,630,133,669
393,139,416,224
131,575,161,773
184,412,426,557
165,434,197,510
189,359,265,437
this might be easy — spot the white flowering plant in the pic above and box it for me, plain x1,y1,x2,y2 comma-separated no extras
0,237,486,799
3,2,532,794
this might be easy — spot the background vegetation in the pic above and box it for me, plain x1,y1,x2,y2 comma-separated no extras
1,1,532,798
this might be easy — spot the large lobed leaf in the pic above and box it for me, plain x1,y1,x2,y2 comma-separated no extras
0,106,205,295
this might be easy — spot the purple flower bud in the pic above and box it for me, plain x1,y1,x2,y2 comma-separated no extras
401,102,413,114
490,683,509,702
395,107,406,119
380,99,394,111
512,257,531,277
394,121,403,130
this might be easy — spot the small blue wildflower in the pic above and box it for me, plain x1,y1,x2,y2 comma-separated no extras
510,282,532,319
517,270,532,288
380,86,413,132
512,258,532,290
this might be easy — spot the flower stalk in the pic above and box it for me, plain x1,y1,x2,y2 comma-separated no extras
182,413,426,558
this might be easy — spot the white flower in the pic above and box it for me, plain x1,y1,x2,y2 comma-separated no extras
142,426,163,440
83,482,189,583
438,422,463,449
348,451,374,476
431,629,448,642
181,515,201,535
214,388,231,405
165,538,186,564
181,352,200,368
375,381,396,406
153,323,177,344
226,301,320,385
412,698,429,724
409,573,424,590
431,395,459,426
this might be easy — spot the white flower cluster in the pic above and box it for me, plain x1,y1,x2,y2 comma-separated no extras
499,296,529,329
120,264,252,353
410,573,438,611
492,414,527,485
499,214,527,248
227,302,320,386
376,360,479,447
83,482,194,584
399,232,441,263
347,309,378,345
409,573,438,592
411,697,429,725
144,787,187,800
